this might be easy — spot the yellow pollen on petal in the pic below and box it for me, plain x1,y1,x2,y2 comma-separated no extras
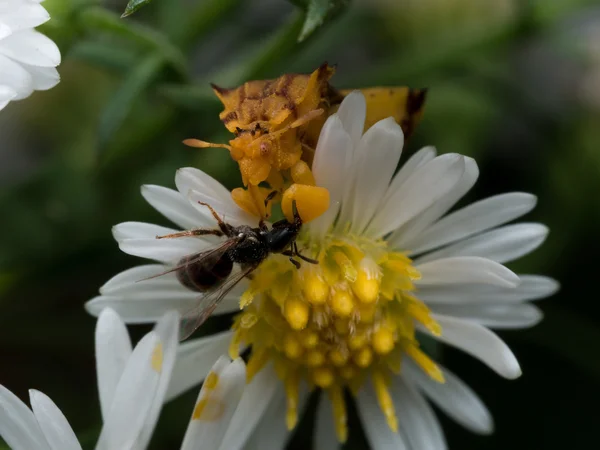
372,371,398,432
151,342,163,373
232,234,444,439
329,385,348,442
247,348,270,382
285,372,300,430
405,344,445,383
204,371,219,390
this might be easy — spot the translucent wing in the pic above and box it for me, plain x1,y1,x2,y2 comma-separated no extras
178,264,257,341
137,238,241,282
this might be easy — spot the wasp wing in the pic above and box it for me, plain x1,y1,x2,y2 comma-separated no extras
178,264,257,341
137,237,241,282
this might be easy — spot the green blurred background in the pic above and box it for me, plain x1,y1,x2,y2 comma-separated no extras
1,0,599,448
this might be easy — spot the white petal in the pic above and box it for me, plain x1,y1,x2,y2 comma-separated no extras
95,308,132,421
95,332,162,450
367,154,466,238
175,167,233,205
391,378,447,450
387,146,437,196
423,314,522,379
390,156,478,248
112,221,178,241
404,360,493,435
99,264,174,294
349,118,404,234
18,63,59,90
166,331,234,402
0,2,50,34
314,393,340,450
0,85,17,109
141,185,207,230
244,384,308,450
335,90,366,145
0,385,49,450
0,53,34,99
181,357,246,450
86,284,243,323
310,114,352,239
135,311,180,450
415,256,520,288
218,364,279,450
416,275,559,304
430,303,543,329
0,29,60,67
415,223,549,264
118,236,210,264
29,390,81,450
405,192,538,255
187,189,252,227
356,383,408,450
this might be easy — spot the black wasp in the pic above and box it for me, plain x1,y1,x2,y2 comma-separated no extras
146,193,317,341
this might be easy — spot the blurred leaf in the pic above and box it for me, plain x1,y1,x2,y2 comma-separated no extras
292,0,349,42
70,41,139,73
79,7,188,76
97,54,165,152
158,83,220,110
122,0,153,18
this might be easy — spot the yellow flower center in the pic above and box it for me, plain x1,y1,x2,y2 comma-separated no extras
229,233,444,442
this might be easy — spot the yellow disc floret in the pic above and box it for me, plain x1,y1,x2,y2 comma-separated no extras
230,234,444,442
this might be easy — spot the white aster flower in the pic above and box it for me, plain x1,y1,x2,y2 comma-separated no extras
86,91,559,449
0,309,246,449
0,0,61,110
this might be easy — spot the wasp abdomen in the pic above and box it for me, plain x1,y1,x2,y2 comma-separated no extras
176,254,234,292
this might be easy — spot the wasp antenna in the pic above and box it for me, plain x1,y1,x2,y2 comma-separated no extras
183,139,232,151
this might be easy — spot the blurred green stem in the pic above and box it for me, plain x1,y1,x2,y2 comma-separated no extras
77,7,188,77
175,0,243,47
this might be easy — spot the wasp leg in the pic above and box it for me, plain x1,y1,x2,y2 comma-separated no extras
198,201,232,235
259,190,279,231
282,250,302,269
156,229,223,239
293,242,318,264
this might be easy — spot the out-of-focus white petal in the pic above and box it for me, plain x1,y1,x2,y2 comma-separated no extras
391,378,447,450
141,185,207,230
0,385,49,450
314,393,340,450
95,332,162,450
95,308,132,421
135,311,180,450
415,223,549,264
335,90,366,145
430,303,543,329
356,383,408,450
404,192,537,255
367,154,466,238
166,331,234,402
310,115,352,239
0,29,60,67
218,364,279,450
415,256,520,288
404,360,494,435
29,390,81,450
416,275,559,305
0,53,34,99
349,118,404,234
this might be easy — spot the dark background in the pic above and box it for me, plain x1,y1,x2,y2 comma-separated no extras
1,0,599,448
